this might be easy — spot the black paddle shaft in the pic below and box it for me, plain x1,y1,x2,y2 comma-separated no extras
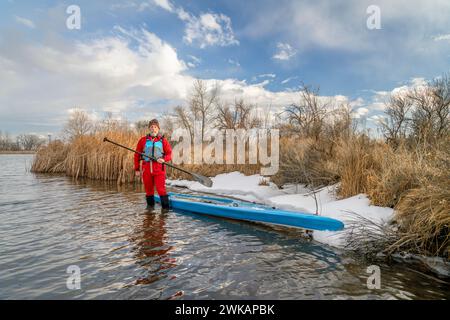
103,137,190,174
103,137,213,187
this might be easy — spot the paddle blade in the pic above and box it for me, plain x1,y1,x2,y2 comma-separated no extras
192,173,213,187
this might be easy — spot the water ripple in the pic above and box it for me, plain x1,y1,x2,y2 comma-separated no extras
0,154,449,300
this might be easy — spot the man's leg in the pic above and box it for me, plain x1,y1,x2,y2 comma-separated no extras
154,173,169,210
142,165,155,209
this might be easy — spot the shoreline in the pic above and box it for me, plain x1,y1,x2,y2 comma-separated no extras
0,151,36,154
167,172,450,278
11,164,450,277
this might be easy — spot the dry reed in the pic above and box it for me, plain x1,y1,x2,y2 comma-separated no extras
31,128,449,258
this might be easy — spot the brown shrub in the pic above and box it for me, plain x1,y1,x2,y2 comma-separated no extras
365,145,429,207
387,151,450,258
271,137,339,188
331,135,380,198
31,140,69,173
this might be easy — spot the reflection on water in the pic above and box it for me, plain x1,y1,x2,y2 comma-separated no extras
131,212,177,287
0,154,449,300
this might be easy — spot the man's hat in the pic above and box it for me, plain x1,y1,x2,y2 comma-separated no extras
149,119,160,129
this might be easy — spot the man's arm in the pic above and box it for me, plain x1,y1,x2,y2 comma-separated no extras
134,137,144,171
163,137,172,162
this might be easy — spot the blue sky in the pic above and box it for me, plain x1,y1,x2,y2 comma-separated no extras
1,0,450,136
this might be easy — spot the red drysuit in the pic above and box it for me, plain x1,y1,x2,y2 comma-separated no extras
134,134,172,196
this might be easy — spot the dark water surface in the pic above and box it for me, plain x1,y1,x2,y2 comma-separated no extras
0,155,448,300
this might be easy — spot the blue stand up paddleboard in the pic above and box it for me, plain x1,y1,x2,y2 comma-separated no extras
155,193,344,231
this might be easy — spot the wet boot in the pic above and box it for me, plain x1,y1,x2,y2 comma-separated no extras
160,195,170,212
146,195,155,210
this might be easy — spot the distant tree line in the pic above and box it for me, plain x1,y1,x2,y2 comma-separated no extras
380,75,450,149
60,74,449,150
0,131,46,151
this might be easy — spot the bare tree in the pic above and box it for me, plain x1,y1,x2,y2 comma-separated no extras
280,84,329,141
159,113,175,138
429,75,450,139
215,98,261,129
134,120,149,132
189,79,219,141
326,103,356,142
215,103,235,129
379,73,450,148
407,76,450,147
174,105,194,141
99,111,120,132
0,131,19,151
63,109,93,140
380,94,413,146
0,130,7,150
17,134,45,150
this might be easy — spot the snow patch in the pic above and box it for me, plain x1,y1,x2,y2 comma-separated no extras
168,172,284,202
168,171,394,248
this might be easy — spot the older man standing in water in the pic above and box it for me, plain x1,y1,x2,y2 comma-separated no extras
134,119,172,210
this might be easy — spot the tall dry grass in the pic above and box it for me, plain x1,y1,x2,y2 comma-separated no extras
386,149,450,258
271,137,339,188
273,133,449,259
31,140,69,173
32,129,262,184
32,131,140,184
330,135,382,198
32,127,449,258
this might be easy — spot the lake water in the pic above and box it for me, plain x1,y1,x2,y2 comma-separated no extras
0,154,448,300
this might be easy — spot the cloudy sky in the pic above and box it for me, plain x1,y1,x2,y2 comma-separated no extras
1,0,450,136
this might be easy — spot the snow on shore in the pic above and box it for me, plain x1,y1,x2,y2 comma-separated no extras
167,171,394,248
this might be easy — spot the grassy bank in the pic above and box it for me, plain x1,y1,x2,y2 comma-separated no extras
31,130,262,183
272,135,449,259
31,128,449,259
30,76,449,260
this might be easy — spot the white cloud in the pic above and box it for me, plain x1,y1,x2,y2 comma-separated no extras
433,34,450,41
281,76,298,84
273,42,297,60
348,97,364,108
200,13,222,30
368,114,386,123
362,77,430,116
14,15,35,29
9,12,434,135
0,26,193,130
112,0,173,12
409,77,427,87
251,74,276,82
186,55,201,68
258,73,276,78
1,22,363,134
245,0,450,50
188,55,201,64
153,0,173,12
181,12,239,48
352,107,369,119
241,0,450,84
150,0,238,48
0,25,271,132
388,77,427,96
228,58,240,67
